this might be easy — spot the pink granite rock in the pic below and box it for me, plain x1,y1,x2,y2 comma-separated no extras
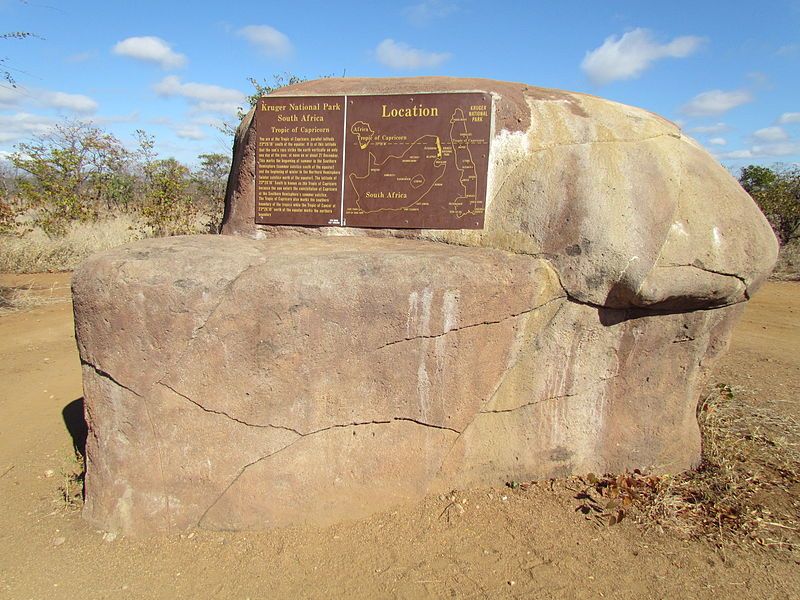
73,77,778,534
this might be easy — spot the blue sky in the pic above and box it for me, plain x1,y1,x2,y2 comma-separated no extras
1,0,799,169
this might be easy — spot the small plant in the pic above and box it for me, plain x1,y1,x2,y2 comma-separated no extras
58,450,85,512
0,197,14,233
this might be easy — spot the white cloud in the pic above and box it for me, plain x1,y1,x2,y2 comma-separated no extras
237,25,292,58
65,52,92,63
716,141,800,161
716,149,754,160
751,141,800,157
778,112,800,124
112,36,187,69
689,122,730,134
375,39,450,70
708,137,727,146
42,91,98,113
746,71,770,89
192,101,241,115
581,28,704,85
154,75,243,103
776,43,799,57
191,115,225,130
154,76,245,116
89,111,140,125
0,85,97,113
0,86,22,108
175,125,206,140
680,89,753,117
404,1,458,26
753,126,789,142
0,112,58,144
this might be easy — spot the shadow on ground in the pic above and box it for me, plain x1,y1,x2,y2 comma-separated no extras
62,397,87,457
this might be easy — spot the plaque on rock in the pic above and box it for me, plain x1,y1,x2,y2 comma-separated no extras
254,92,492,229
254,96,346,226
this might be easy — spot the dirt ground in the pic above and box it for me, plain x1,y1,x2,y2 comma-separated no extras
0,273,798,599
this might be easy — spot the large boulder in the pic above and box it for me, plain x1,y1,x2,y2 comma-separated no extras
75,235,739,534
223,77,777,309
74,77,778,534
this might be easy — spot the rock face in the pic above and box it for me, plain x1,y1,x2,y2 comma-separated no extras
223,77,777,309
75,77,778,535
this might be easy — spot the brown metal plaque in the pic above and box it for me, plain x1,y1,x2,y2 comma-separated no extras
254,92,492,229
254,96,345,226
344,92,490,229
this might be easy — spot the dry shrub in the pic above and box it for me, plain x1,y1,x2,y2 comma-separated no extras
645,384,800,551
0,285,13,310
0,279,71,315
772,239,800,281
0,215,144,273
564,384,800,552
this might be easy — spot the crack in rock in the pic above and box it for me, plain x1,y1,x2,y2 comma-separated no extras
661,263,750,302
82,359,143,398
157,381,304,436
158,381,461,436
525,132,682,155
82,359,171,532
196,439,300,529
479,392,577,415
429,298,570,484
187,258,268,343
376,295,566,350
197,417,459,529
661,262,748,286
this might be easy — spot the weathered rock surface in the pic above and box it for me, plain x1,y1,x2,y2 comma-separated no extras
222,77,778,310
75,77,778,534
77,235,740,534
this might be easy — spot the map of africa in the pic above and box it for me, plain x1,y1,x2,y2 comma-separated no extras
347,108,483,219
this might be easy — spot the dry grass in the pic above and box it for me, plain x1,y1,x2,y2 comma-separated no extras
0,280,70,315
646,384,800,551
0,215,145,273
772,239,800,281
0,212,220,274
57,450,85,513
563,384,800,553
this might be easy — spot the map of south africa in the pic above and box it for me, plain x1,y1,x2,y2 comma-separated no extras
348,108,482,219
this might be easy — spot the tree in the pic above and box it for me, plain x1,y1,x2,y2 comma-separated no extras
739,164,800,245
0,162,16,233
219,73,307,138
192,153,230,230
11,120,131,235
0,192,13,235
134,130,198,239
194,153,230,201
239,73,306,119
140,157,195,236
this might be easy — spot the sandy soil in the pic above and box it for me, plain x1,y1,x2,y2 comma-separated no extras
0,273,798,599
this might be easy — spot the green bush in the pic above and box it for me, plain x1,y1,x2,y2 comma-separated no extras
739,164,800,246
2,120,231,245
